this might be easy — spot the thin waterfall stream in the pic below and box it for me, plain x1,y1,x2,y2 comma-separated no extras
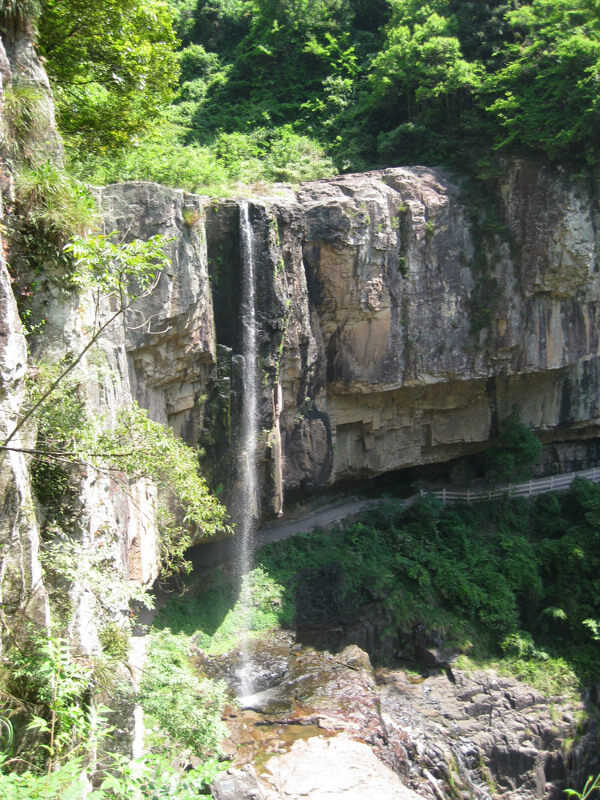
236,200,259,700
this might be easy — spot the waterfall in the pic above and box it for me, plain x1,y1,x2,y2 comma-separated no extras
237,200,259,699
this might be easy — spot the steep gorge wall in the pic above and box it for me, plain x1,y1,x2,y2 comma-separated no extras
95,162,600,519
0,28,53,654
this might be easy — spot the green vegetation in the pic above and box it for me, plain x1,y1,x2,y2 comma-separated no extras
0,0,40,29
37,0,179,154
1,85,46,163
157,480,600,698
140,630,226,755
0,628,226,798
566,774,600,800
0,754,224,799
14,162,96,242
4,1,598,191
72,122,335,194
6,164,97,326
28,0,599,190
484,406,543,483
6,2,600,198
153,565,287,654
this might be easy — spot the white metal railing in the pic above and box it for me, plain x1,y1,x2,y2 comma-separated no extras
419,466,600,505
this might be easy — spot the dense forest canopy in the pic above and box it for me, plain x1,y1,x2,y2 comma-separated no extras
12,0,598,188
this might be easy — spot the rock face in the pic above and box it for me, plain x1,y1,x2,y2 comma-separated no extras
0,33,50,654
0,196,49,653
260,735,425,800
207,632,597,800
0,27,160,656
213,735,426,800
97,183,216,443
94,163,600,518
376,666,596,800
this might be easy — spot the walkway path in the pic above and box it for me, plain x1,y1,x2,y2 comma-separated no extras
422,465,600,504
188,464,600,572
186,497,371,573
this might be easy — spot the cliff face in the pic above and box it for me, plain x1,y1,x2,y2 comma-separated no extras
0,33,50,654
0,29,157,653
0,202,49,652
94,162,600,518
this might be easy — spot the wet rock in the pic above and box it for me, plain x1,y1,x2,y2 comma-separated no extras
207,629,597,800
241,686,290,715
204,629,294,696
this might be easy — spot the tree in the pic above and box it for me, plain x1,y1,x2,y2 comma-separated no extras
37,0,180,153
485,0,600,164
371,12,480,118
484,407,543,484
368,4,481,162
184,0,250,54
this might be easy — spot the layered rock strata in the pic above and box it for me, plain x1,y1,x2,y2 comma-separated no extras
96,162,600,518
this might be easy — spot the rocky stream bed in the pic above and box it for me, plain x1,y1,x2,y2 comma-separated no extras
205,630,598,800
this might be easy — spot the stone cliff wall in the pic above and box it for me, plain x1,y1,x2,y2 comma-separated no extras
0,27,158,654
93,163,600,519
0,31,51,654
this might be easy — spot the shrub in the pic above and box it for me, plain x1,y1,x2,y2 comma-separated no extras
1,84,46,164
70,122,335,192
179,43,221,83
0,752,224,798
14,161,97,244
7,162,98,322
261,125,335,182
